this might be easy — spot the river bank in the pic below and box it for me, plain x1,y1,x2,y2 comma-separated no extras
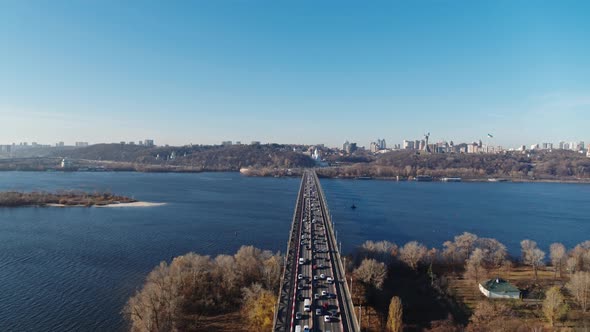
0,191,139,207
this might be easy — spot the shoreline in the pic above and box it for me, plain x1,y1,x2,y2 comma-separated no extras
45,201,166,208
1,168,589,184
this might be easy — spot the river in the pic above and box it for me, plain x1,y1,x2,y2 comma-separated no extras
0,172,588,331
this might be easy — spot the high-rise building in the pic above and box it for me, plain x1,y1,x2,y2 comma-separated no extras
75,142,89,147
221,141,232,146
145,139,154,147
370,142,379,153
403,140,414,150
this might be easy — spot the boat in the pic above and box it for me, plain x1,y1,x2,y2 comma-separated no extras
488,178,508,182
350,204,357,209
414,175,433,182
441,177,462,182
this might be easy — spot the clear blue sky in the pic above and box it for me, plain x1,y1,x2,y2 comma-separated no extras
1,1,589,148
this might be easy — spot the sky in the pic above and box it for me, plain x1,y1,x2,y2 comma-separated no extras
1,1,589,148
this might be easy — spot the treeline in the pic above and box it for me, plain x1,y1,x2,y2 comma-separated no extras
0,191,135,207
349,233,590,331
53,144,315,171
317,150,590,180
123,246,282,332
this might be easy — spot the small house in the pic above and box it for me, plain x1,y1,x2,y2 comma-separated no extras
479,278,520,299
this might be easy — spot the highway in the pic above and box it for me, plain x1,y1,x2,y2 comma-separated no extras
274,171,359,332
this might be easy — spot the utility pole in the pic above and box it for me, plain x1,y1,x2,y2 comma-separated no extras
359,305,362,331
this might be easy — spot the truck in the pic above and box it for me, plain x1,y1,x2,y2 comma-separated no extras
304,299,311,312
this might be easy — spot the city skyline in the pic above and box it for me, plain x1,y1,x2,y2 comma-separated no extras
1,1,589,147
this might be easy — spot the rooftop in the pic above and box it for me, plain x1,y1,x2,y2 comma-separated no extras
480,278,520,294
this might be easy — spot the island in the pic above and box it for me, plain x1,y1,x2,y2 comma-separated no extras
0,191,140,207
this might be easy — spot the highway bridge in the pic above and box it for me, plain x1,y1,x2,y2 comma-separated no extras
273,171,359,332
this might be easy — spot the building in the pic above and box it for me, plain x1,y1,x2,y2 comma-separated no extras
403,140,415,150
60,158,73,169
541,143,553,150
369,142,379,153
479,278,520,299
251,141,260,145
75,142,89,147
377,138,386,150
221,141,232,146
56,142,65,147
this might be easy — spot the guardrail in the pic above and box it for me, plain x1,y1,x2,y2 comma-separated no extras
312,171,360,332
273,173,306,332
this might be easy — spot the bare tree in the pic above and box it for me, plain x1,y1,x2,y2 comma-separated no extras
520,239,545,280
353,258,388,289
386,296,403,332
566,256,578,276
399,241,428,271
475,238,507,272
549,243,566,278
359,240,398,264
566,271,590,312
542,286,568,326
468,300,513,332
442,232,478,265
464,248,485,284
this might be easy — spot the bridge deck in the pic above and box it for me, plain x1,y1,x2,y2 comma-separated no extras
274,171,359,332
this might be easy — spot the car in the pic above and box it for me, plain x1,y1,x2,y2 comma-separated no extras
328,309,338,316
303,325,310,332
297,284,303,290
314,293,320,300
320,273,326,279
315,308,322,315
321,290,328,296
313,275,318,280
324,315,331,322
298,274,303,280
326,277,333,283
296,312,302,320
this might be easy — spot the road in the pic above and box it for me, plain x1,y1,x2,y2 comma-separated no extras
274,171,359,332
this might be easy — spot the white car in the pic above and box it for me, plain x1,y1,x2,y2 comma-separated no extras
326,276,334,283
321,290,328,296
304,325,310,332
324,315,331,322
313,275,318,280
320,273,326,279
298,274,303,280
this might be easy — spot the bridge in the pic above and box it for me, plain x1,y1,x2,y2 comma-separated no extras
273,171,360,332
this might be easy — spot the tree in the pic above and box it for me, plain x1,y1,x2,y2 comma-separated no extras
520,239,545,280
468,300,513,332
399,241,428,270
353,258,387,289
566,271,590,312
241,284,276,330
464,248,485,283
542,286,568,326
549,243,566,278
442,232,478,265
476,238,508,271
386,296,403,332
566,256,578,276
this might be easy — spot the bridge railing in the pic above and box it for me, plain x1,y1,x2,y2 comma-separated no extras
273,172,306,332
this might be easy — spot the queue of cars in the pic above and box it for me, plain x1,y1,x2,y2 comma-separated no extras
294,177,340,332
